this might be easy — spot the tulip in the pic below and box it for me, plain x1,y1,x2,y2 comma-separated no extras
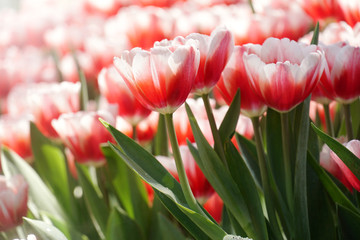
186,27,234,95
203,192,223,223
317,42,360,139
6,82,81,138
338,0,360,27
216,45,267,118
243,37,324,112
0,114,33,160
52,110,115,166
320,139,360,192
98,65,152,126
0,175,28,231
113,38,199,114
105,6,173,49
317,42,360,104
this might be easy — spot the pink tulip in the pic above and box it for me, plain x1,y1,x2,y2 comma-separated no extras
98,65,152,126
0,114,33,160
203,192,223,223
317,42,360,104
113,38,200,114
243,38,324,112
0,175,28,231
320,139,360,192
338,0,360,27
300,21,360,47
185,27,234,95
216,45,267,118
52,110,115,166
6,82,81,138
105,6,174,49
297,0,343,22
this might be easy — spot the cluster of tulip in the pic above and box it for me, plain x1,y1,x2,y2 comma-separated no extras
0,0,360,240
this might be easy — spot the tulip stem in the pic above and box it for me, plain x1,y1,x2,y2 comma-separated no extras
201,94,227,165
343,104,354,140
251,117,283,239
132,125,137,141
248,0,256,14
323,104,334,137
281,112,294,212
164,113,204,215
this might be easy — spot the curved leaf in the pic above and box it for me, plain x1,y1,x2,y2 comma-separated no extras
24,218,68,240
219,90,240,143
185,104,254,238
106,208,144,240
100,119,227,240
311,123,360,180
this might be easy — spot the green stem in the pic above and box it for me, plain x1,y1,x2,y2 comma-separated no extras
343,103,354,140
201,94,227,165
281,112,294,212
323,104,334,137
248,0,256,14
251,117,283,240
96,166,109,207
132,125,137,142
164,113,204,214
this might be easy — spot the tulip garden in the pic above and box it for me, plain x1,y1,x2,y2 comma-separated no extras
1,0,360,239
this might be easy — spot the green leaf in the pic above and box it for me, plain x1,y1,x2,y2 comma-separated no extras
224,141,268,240
100,119,226,240
155,190,221,240
1,147,66,221
311,123,360,180
157,213,187,240
24,218,68,240
307,125,336,240
30,123,73,217
76,164,109,239
338,204,360,239
235,133,261,187
44,213,90,240
293,97,311,239
101,144,150,234
185,104,254,238
350,99,360,139
106,208,144,240
218,90,240,143
307,151,359,214
265,108,286,199
310,22,320,45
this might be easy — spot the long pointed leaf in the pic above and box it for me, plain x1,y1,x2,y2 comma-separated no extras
219,90,240,142
24,218,68,240
100,119,227,239
76,165,109,239
101,144,150,234
224,140,268,240
185,104,254,238
311,123,360,180
106,208,144,240
307,151,359,214
293,98,311,239
30,123,73,218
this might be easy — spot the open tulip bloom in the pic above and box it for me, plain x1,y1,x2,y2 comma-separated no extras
2,3,360,240
243,37,325,113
